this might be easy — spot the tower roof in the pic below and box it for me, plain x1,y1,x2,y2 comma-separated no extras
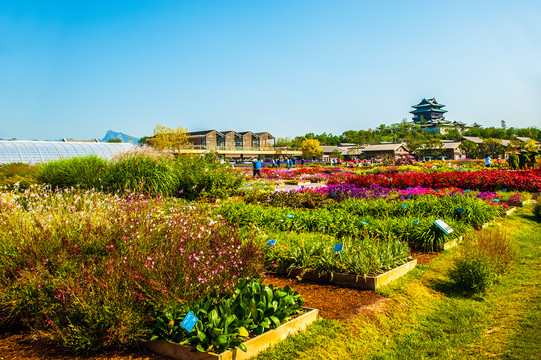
411,98,446,109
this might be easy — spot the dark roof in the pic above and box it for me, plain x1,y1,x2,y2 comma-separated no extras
410,108,447,114
238,131,260,138
255,132,275,139
412,98,446,109
188,130,216,136
219,130,242,137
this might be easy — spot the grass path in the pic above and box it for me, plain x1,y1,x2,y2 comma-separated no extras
255,206,541,360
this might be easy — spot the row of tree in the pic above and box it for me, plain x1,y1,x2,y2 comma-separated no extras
275,121,540,148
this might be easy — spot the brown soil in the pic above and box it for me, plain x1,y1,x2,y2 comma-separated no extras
0,330,169,360
410,250,440,266
0,251,439,359
263,275,385,320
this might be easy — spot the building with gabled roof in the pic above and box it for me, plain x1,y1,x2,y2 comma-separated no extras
185,130,300,160
440,140,466,160
461,136,484,144
362,143,410,158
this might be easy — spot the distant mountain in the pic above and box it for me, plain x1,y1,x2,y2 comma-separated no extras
101,130,139,144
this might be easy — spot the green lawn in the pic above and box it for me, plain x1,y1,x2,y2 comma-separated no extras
255,206,541,360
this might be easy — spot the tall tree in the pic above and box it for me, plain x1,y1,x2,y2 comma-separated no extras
459,139,479,158
149,124,189,151
301,139,323,159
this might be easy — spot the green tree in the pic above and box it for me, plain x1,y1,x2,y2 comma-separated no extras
415,138,445,159
301,139,323,159
479,138,505,158
275,137,293,147
460,139,480,159
138,136,151,145
107,138,122,143
330,149,343,160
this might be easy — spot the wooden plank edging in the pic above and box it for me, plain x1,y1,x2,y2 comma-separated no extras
273,258,417,290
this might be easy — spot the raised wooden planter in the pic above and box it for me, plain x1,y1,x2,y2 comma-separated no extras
144,307,318,360
473,221,497,231
435,236,464,251
409,235,463,251
275,259,417,290
507,199,536,207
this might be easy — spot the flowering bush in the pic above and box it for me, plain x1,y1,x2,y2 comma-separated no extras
0,186,263,352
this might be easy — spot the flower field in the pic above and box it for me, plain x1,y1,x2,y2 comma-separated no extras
0,156,538,356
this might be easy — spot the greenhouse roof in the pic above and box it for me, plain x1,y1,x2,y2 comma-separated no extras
0,141,136,165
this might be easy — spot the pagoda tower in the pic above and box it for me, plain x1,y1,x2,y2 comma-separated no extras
410,98,447,124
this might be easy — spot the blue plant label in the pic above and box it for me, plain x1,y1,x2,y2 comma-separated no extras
457,208,464,213
266,239,276,246
401,204,407,209
286,214,293,218
244,184,248,187
465,189,470,192
181,312,198,332
334,244,344,252
435,189,439,192
413,220,419,225
407,187,411,190
434,219,454,235
502,188,507,192
262,185,265,187
493,199,499,202
361,221,368,225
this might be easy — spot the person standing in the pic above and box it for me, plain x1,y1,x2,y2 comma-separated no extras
485,155,491,168
253,158,262,177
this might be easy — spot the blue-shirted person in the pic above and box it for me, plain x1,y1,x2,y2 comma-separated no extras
253,159,262,177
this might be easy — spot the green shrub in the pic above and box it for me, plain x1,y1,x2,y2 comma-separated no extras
449,255,496,294
449,228,514,294
534,202,541,220
104,153,179,196
508,154,519,170
38,155,108,190
175,152,243,200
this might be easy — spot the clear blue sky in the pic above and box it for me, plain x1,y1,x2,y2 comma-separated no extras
1,0,540,140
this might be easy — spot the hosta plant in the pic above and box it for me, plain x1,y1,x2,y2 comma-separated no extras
151,279,304,354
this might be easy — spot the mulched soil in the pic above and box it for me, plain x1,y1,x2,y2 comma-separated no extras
0,251,439,359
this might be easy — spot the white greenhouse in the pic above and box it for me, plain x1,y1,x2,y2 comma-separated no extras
0,141,136,165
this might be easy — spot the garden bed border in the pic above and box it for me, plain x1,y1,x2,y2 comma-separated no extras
144,307,318,360
274,258,417,290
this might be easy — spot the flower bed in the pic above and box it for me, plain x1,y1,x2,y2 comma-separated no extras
259,232,410,277
145,307,318,360
281,259,417,290
0,186,264,353
217,203,473,249
148,279,309,357
329,169,541,192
